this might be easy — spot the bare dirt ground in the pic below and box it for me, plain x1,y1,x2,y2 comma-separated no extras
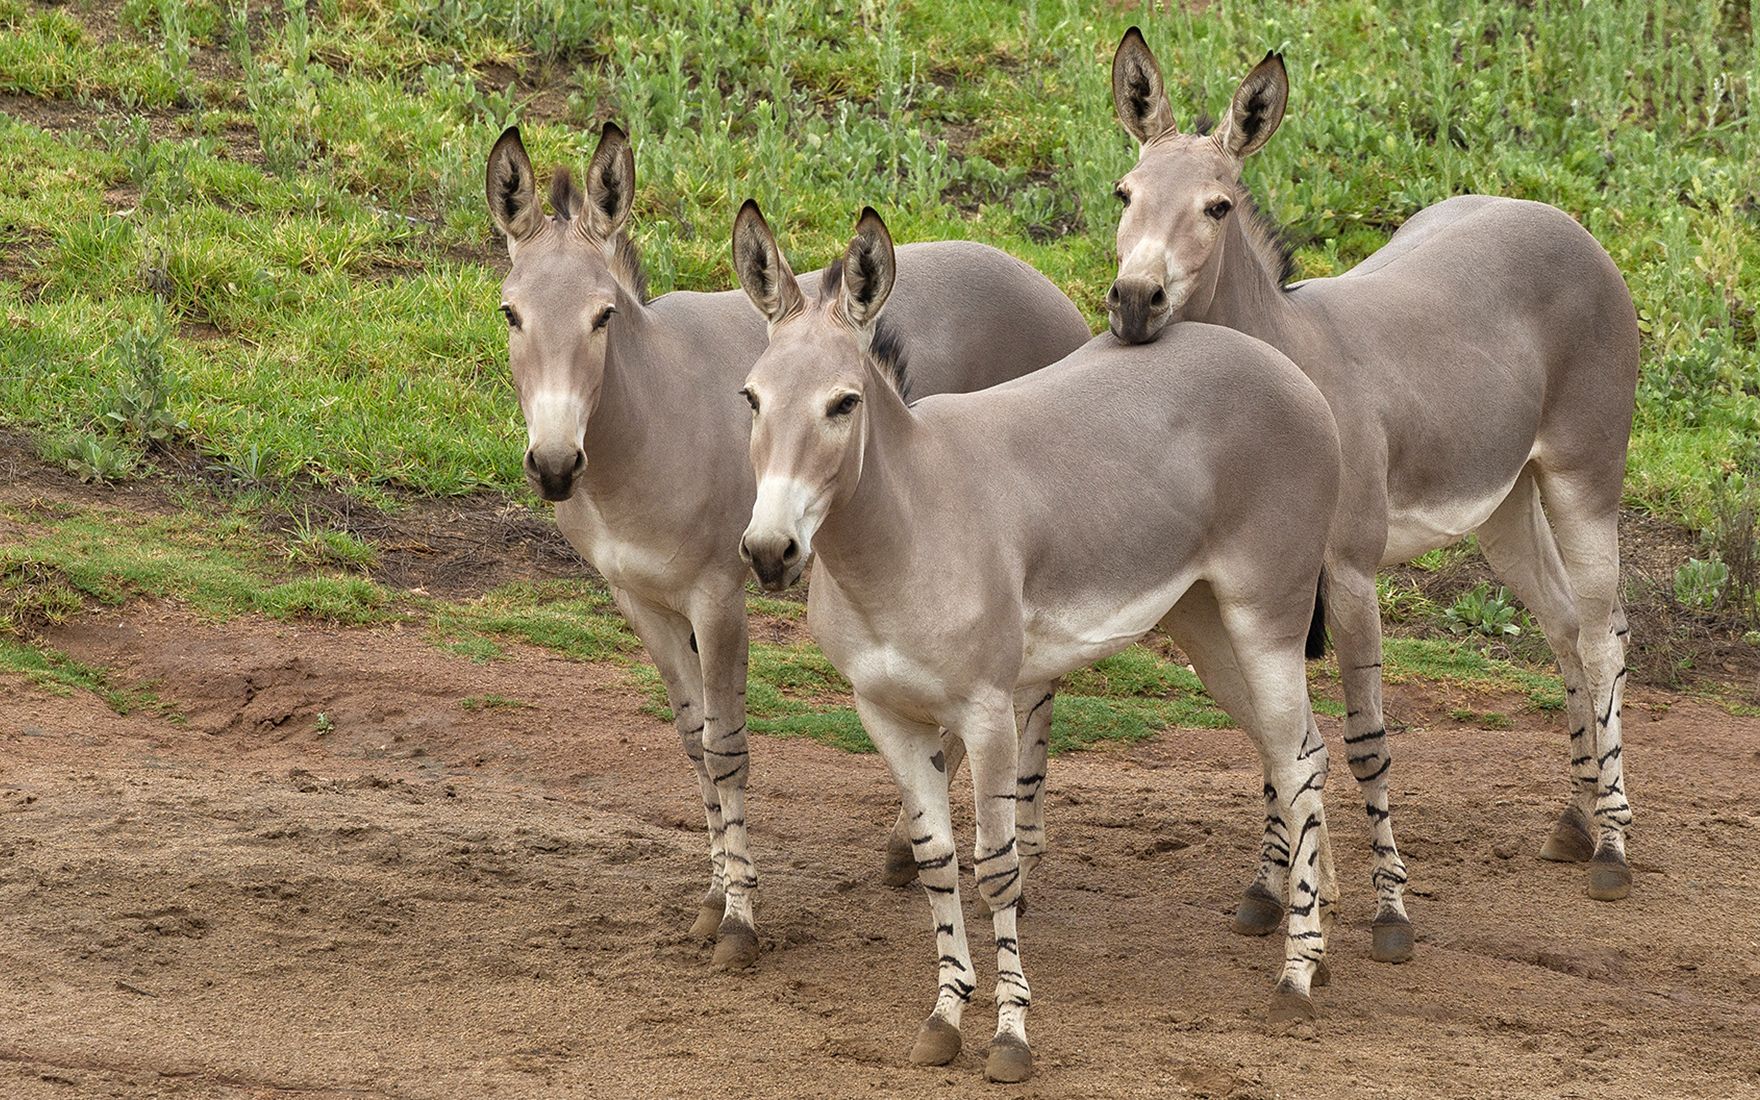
2,604,1758,1100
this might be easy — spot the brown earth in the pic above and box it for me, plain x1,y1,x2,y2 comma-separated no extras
2,603,1759,1099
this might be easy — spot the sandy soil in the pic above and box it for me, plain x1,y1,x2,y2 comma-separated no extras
1,604,1757,1100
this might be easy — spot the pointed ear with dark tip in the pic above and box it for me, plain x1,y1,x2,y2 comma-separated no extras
732,199,804,326
486,126,543,248
836,207,896,328
1219,51,1288,158
1112,27,1177,145
584,121,636,239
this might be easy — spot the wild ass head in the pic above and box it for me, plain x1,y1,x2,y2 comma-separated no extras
485,122,646,501
731,201,906,591
1107,29,1290,343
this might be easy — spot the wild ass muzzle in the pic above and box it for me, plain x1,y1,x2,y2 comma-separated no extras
735,202,1345,1082
485,124,1091,970
1106,31,1643,942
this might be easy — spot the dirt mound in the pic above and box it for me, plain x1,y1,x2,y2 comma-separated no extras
1,605,1757,1097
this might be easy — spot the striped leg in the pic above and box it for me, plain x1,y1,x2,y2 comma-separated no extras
1474,474,1599,863
693,598,762,968
965,703,1033,1082
1538,471,1633,900
856,695,974,1069
1166,586,1292,937
613,591,730,942
1266,732,1334,1024
1012,681,1056,895
1326,566,1413,962
882,732,967,887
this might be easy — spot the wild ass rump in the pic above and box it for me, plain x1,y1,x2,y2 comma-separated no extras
1106,30,1642,949
734,202,1344,1083
485,123,1092,970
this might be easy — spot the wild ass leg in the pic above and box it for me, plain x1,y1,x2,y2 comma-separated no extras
1168,593,1332,1022
1475,473,1599,862
882,732,967,887
1537,472,1632,900
1013,681,1057,900
855,695,974,1068
613,590,727,942
884,681,1053,901
691,595,762,967
1326,566,1414,962
965,701,1033,1083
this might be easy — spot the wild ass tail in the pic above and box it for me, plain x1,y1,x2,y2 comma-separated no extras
1305,570,1329,660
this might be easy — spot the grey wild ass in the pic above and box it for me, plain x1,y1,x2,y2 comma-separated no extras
485,124,1091,969
1107,31,1642,949
734,202,1345,1082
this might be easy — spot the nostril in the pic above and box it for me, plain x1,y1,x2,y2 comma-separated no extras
781,539,799,564
1105,284,1121,310
523,450,539,476
1149,286,1167,309
738,538,753,563
569,450,585,474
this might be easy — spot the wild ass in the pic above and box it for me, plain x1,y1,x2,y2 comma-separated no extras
484,124,1091,969
734,201,1345,1082
1106,32,1642,947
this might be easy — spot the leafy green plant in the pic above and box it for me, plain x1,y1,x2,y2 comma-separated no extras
1444,583,1526,638
1673,556,1728,611
101,311,187,447
44,430,140,484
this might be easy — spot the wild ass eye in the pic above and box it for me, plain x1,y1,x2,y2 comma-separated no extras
828,393,860,417
592,305,616,331
1113,185,1131,207
739,387,759,413
1205,198,1233,220
500,304,520,329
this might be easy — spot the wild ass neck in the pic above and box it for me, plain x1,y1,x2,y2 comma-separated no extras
1187,208,1305,348
808,378,924,601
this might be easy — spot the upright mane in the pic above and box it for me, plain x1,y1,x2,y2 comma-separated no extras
819,262,911,401
1231,184,1298,288
547,166,651,302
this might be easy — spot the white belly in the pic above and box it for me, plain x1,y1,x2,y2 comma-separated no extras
1018,577,1192,685
1380,482,1519,566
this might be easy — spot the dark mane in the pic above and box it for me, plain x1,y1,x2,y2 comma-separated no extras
819,263,910,400
1233,185,1298,287
549,166,580,220
548,167,650,302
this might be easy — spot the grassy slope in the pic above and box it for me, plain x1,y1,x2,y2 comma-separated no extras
1,0,1753,743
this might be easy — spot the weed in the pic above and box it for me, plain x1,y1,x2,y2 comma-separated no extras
1444,584,1527,639
1673,556,1729,612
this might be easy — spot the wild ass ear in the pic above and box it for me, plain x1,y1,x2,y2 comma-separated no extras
835,207,896,328
732,199,804,326
486,126,543,250
1112,27,1176,145
583,121,636,239
1219,51,1288,158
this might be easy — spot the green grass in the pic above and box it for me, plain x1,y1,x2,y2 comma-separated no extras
0,0,1745,746
0,636,175,716
0,0,1754,526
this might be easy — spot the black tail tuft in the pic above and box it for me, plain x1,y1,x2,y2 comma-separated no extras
1305,570,1329,660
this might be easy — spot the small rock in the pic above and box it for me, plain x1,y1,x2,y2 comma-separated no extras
1492,841,1520,860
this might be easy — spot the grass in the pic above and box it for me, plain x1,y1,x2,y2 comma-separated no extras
0,491,1566,752
0,0,1744,743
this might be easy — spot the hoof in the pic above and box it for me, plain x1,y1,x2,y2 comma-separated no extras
1585,849,1632,901
984,1034,1032,1084
1230,881,1285,937
1538,804,1595,863
711,917,759,970
1371,914,1414,963
909,1016,962,1066
882,835,919,888
688,890,726,942
1312,957,1331,989
1267,982,1316,1029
